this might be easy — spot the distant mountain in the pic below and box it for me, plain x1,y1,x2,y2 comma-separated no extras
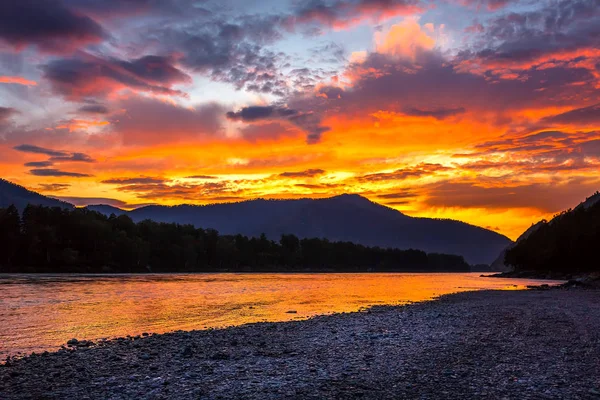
85,204,128,216
0,179,73,211
0,179,511,264
90,194,511,265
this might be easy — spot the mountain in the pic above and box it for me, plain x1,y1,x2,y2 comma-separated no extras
90,194,511,265
0,179,511,264
504,190,600,276
490,221,545,272
85,204,128,216
492,190,600,272
0,179,73,211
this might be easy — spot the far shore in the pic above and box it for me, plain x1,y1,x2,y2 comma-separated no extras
2,288,599,399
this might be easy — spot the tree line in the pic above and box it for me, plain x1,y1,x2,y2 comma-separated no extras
0,204,470,273
505,195,600,274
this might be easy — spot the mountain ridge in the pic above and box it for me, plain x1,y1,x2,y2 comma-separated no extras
0,179,511,265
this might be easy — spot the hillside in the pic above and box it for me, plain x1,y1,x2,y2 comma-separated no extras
91,194,511,265
490,221,546,272
0,179,72,211
505,191,600,275
0,179,511,265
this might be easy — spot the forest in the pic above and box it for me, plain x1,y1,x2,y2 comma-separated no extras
0,204,470,273
505,197,600,274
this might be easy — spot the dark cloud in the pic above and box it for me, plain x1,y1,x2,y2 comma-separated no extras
0,107,17,123
377,191,418,199
279,169,326,178
454,0,516,11
461,0,600,68
542,103,600,126
14,144,95,163
0,0,105,53
30,169,92,178
13,144,67,157
65,0,157,17
359,163,451,182
78,103,110,114
38,183,71,192
43,53,191,99
289,0,423,29
228,105,329,144
155,17,288,95
403,107,466,120
226,106,298,122
50,153,96,163
102,177,166,185
24,161,55,168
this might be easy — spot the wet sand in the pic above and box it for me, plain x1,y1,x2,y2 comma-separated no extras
1,289,599,399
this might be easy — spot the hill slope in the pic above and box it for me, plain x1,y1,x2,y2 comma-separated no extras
0,179,73,211
93,194,511,265
505,190,600,275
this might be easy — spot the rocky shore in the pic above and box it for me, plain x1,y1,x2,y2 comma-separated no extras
1,289,599,399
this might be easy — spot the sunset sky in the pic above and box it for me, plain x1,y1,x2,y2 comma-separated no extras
1,0,600,240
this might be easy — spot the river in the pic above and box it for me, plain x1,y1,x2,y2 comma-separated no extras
0,273,560,357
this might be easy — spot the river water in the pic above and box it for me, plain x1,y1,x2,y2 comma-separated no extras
0,273,559,357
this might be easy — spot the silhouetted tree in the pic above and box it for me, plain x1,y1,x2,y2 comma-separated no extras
0,204,471,273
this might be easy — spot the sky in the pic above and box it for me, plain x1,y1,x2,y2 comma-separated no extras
1,0,600,240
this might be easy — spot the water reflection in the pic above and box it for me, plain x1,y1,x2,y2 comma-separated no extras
0,273,561,357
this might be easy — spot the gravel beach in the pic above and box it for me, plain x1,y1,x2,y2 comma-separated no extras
1,289,599,399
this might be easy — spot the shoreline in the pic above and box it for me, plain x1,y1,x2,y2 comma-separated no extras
2,288,599,399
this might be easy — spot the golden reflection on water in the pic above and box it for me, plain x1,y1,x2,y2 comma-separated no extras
0,273,559,357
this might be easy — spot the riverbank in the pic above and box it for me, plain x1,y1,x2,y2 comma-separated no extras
488,271,600,289
2,289,599,399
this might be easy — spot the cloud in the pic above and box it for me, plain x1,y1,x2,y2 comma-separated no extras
185,175,218,180
0,76,37,86
13,144,95,163
542,103,600,126
0,107,18,123
359,163,451,182
238,122,300,143
0,0,105,53
102,177,166,185
42,53,191,99
38,183,71,192
457,0,600,75
112,96,225,145
454,0,516,11
423,180,600,213
279,169,326,178
49,153,96,163
290,0,424,30
156,17,288,95
13,144,67,157
78,103,110,114
228,105,329,144
403,106,466,119
24,161,55,168
226,106,298,122
30,169,92,177
375,19,436,61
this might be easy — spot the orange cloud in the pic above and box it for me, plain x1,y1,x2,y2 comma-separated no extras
0,76,37,86
375,19,436,61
